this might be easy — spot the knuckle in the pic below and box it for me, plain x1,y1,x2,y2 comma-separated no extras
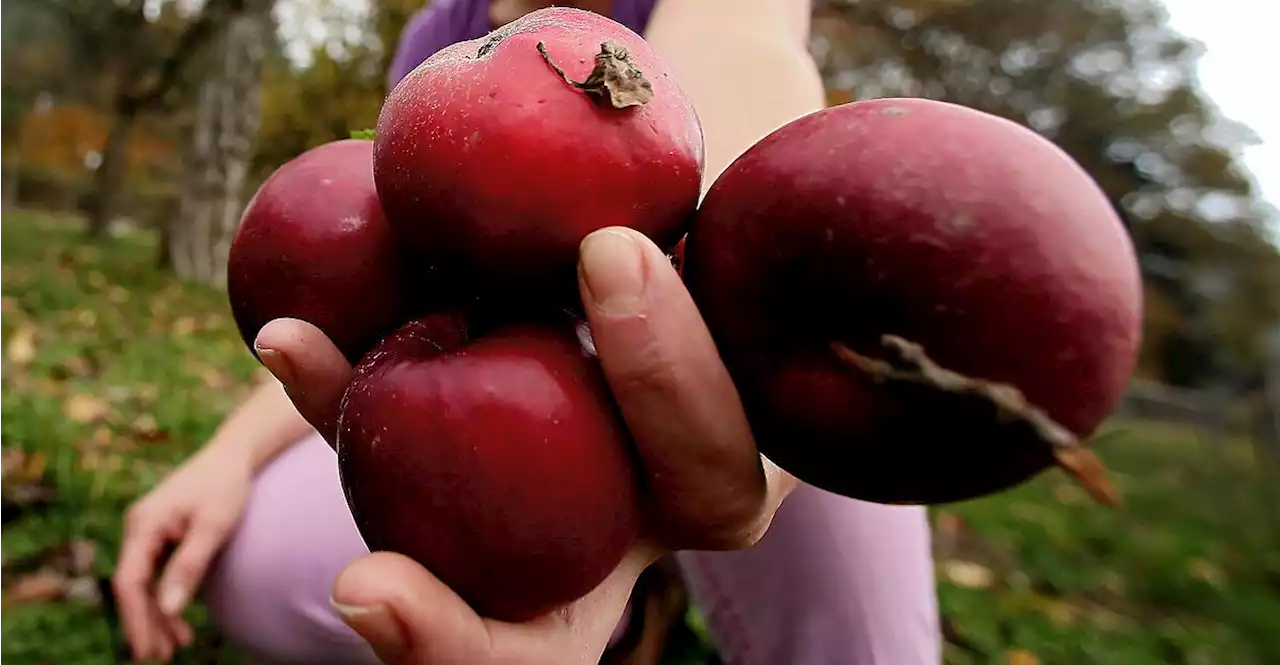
200,511,238,534
123,504,152,532
111,569,140,593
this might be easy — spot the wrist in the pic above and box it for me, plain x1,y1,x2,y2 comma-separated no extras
197,435,260,476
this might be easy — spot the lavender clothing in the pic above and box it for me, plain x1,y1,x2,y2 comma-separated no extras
386,0,660,90
204,433,940,665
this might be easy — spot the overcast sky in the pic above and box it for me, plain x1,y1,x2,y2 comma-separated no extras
1160,0,1278,228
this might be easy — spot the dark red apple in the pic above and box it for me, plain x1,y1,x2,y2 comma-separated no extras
227,139,410,364
669,236,687,276
372,7,704,299
684,98,1143,505
336,314,642,621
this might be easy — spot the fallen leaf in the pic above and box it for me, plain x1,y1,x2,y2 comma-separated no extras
1006,648,1040,665
62,539,97,575
88,426,113,448
936,511,965,538
65,393,110,423
1,451,56,525
942,560,995,589
200,366,232,389
1027,594,1077,627
7,326,38,365
63,576,102,602
52,354,97,380
130,414,169,444
3,449,49,480
172,316,197,336
108,286,129,304
1100,570,1126,595
0,540,100,608
1087,606,1130,631
27,451,48,478
87,271,107,289
933,511,965,557
135,384,159,405
2,449,26,476
1189,558,1226,587
3,571,66,607
75,309,97,327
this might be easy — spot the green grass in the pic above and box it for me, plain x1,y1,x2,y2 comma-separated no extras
2,212,261,664
933,423,1280,665
3,211,1279,664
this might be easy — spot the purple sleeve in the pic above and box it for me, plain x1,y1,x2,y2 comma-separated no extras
386,0,486,92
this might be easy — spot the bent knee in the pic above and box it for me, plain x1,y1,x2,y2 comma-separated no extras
203,433,376,665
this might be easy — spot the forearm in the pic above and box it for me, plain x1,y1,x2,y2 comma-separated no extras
643,0,826,189
201,376,315,474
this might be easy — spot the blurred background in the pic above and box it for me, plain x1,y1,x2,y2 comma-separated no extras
2,0,1278,663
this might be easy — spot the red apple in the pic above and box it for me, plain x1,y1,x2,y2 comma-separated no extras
227,139,412,364
669,235,687,276
684,98,1143,505
372,7,704,301
337,314,642,621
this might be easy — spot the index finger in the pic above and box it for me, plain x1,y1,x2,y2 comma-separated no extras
254,317,354,446
112,512,172,660
577,227,792,550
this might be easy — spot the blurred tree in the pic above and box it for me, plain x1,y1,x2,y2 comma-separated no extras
163,0,420,279
253,0,422,177
253,43,384,180
371,0,428,74
168,0,275,285
10,0,250,238
813,0,1280,389
2,3,82,207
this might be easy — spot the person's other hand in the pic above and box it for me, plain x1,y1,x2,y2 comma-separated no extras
253,225,794,663
112,447,254,662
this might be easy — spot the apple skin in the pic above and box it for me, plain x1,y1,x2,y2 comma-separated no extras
336,313,642,621
683,98,1143,505
372,6,704,303
226,139,413,365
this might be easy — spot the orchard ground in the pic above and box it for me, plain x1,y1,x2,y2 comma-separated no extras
3,211,1278,665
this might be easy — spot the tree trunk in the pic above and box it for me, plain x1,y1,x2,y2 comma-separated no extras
0,149,18,209
86,105,137,239
168,1,271,286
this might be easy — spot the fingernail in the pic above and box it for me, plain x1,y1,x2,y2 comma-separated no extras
159,584,187,615
580,229,647,315
330,597,409,658
255,345,295,386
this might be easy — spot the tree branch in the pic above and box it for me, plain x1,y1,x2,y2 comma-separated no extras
123,0,249,113
31,0,106,48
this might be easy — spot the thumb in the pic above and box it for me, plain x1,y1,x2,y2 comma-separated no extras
253,318,353,446
331,552,492,664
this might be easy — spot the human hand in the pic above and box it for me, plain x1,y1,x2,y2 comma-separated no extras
112,447,255,662
253,225,794,663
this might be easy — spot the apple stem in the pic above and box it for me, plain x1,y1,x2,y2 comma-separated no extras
536,40,654,109
830,337,1121,507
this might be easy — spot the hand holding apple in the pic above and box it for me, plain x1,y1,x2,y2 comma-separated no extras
252,223,794,552
251,225,795,663
231,3,1142,650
